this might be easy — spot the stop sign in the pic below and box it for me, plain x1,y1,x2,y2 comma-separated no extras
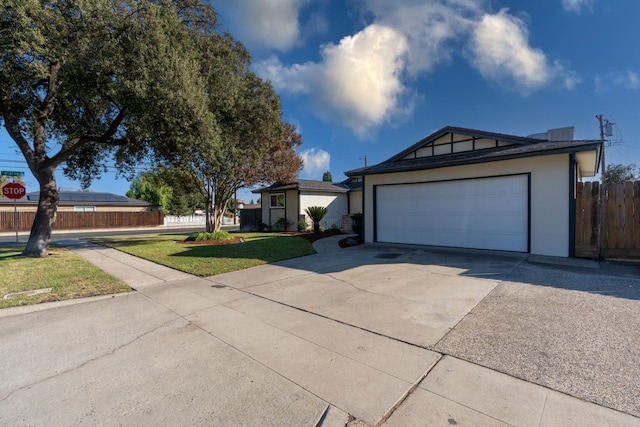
2,182,26,199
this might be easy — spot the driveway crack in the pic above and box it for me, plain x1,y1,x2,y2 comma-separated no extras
0,317,180,403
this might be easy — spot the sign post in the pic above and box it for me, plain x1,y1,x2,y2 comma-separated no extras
2,182,26,243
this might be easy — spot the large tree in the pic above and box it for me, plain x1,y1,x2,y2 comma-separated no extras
0,0,218,256
173,41,303,232
603,163,638,184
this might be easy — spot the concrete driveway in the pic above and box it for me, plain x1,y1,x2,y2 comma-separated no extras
1,237,638,426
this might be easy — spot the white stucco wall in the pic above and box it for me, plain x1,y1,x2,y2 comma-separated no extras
348,190,363,214
363,154,571,257
300,192,348,228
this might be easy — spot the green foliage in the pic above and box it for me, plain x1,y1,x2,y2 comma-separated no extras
274,217,293,231
259,222,270,231
322,170,333,182
127,173,173,215
185,231,233,241
305,206,329,234
325,225,342,233
604,163,638,184
351,213,363,242
305,206,329,222
0,0,220,255
297,220,309,232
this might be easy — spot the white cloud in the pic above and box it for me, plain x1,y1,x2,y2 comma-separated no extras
562,0,594,13
256,24,409,137
247,1,577,136
358,0,479,75
468,9,553,94
218,0,308,51
614,71,640,89
299,148,330,179
596,70,640,92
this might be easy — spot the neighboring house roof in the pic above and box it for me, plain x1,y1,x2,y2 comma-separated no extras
346,126,602,177
252,179,349,194
0,191,153,207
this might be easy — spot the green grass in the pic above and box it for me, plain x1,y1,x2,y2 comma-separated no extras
90,232,316,276
0,245,131,309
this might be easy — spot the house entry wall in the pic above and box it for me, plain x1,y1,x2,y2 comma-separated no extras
375,175,529,252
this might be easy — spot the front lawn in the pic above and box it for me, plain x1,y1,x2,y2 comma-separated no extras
0,245,131,309
91,232,316,276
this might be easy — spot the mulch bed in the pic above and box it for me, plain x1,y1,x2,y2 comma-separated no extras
174,231,362,248
176,237,244,245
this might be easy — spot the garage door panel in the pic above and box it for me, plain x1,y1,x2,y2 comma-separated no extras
376,175,528,252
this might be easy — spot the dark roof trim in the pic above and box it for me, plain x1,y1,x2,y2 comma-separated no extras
253,179,349,194
346,140,602,177
384,126,548,164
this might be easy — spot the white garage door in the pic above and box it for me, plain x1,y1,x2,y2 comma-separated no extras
376,175,529,252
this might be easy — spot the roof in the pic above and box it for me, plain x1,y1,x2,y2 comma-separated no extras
346,126,602,177
0,191,153,206
252,179,349,194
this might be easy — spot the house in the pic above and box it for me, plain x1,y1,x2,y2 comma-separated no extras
0,191,157,212
252,179,362,231
345,126,602,257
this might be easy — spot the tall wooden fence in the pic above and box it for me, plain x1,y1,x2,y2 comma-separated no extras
576,181,640,259
0,211,164,232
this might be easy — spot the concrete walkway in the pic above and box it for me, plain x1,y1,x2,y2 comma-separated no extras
1,236,638,426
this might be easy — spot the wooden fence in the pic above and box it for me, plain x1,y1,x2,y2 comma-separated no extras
576,181,640,259
0,211,164,232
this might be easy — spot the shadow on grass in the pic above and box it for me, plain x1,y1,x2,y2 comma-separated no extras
167,235,315,264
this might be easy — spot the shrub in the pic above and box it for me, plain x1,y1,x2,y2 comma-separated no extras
350,213,363,242
259,222,270,231
274,217,293,231
305,206,328,234
185,231,233,241
297,220,309,232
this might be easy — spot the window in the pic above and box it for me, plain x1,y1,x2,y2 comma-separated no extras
270,193,285,208
74,206,96,212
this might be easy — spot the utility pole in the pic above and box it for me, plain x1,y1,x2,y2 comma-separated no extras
359,156,367,167
596,114,606,183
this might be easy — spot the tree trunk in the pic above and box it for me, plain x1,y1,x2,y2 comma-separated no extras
212,204,225,232
22,170,58,257
313,221,320,234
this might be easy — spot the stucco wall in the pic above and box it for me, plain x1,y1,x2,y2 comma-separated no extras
363,154,571,257
299,192,348,228
261,189,299,231
348,190,363,214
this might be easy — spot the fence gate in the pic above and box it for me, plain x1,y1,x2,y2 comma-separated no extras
575,181,640,259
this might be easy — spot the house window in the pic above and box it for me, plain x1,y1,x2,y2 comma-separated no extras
74,206,96,212
270,193,285,208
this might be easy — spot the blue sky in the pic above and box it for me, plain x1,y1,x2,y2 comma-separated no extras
1,0,639,204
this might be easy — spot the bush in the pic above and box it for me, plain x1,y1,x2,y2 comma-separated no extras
325,225,342,233
305,206,329,234
297,220,309,232
259,222,270,231
274,217,293,231
185,231,233,241
350,213,363,242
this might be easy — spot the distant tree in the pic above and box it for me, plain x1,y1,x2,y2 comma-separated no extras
249,199,255,205
126,173,173,215
1,0,219,256
322,170,333,182
604,163,638,184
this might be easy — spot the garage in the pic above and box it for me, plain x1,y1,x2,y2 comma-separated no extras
346,126,603,257
375,175,529,252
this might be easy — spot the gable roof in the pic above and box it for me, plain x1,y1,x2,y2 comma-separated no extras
346,126,602,177
252,179,349,194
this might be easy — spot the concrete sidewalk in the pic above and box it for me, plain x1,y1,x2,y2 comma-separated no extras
1,237,638,426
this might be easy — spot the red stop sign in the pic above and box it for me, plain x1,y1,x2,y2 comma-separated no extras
2,182,26,199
